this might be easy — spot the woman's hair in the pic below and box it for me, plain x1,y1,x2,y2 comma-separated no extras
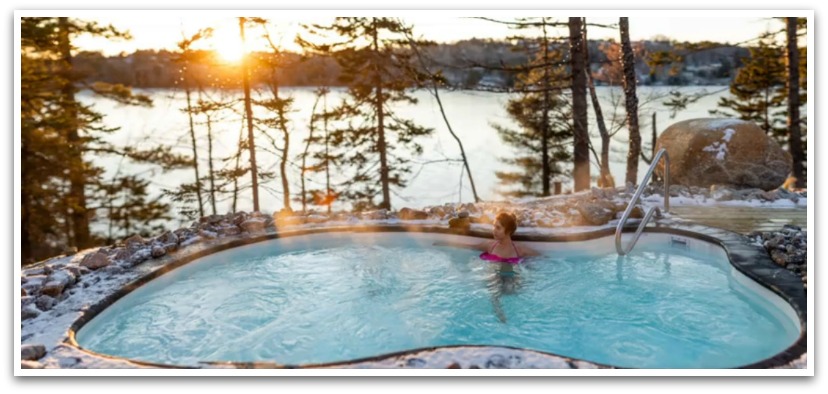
495,211,518,236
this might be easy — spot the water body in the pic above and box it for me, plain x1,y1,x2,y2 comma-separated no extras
81,85,731,223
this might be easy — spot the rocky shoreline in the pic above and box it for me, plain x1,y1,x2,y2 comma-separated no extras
749,224,808,291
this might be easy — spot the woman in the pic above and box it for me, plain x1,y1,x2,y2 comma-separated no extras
437,211,540,322
478,211,539,264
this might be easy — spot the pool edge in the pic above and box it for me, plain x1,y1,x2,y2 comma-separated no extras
64,222,807,369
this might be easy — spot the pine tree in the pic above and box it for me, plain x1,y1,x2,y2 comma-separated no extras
302,17,433,210
710,35,787,138
96,175,171,243
21,21,70,260
20,17,170,262
492,17,573,197
711,20,807,186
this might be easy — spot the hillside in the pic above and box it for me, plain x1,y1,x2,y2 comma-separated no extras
73,38,750,89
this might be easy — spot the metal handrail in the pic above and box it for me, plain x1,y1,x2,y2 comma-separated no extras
615,148,670,255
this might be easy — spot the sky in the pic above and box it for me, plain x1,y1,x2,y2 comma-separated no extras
62,12,787,57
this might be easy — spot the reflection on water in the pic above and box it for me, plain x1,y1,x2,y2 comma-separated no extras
81,86,733,223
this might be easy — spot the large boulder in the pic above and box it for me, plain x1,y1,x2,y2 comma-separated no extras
654,118,791,191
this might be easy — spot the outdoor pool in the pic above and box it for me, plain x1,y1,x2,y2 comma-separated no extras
74,231,801,368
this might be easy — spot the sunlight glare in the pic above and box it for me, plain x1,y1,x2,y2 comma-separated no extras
212,30,245,63
213,37,244,63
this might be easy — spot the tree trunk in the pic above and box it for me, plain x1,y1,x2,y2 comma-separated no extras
301,101,318,214
59,17,91,248
232,118,244,213
302,90,326,213
786,17,805,187
582,18,611,188
270,75,292,212
540,20,551,196
372,19,391,210
620,17,642,186
279,116,291,212
184,83,204,218
239,17,260,212
206,112,217,215
324,94,332,215
568,17,590,192
21,178,32,263
652,111,657,158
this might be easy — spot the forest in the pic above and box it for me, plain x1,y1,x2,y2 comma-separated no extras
73,37,749,89
20,17,807,263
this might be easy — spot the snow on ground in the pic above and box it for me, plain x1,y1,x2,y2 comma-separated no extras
640,193,807,208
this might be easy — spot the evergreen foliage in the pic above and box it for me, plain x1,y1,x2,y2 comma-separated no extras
710,36,787,137
300,17,434,210
20,17,182,263
492,17,573,198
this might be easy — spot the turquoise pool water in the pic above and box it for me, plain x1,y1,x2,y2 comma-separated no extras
75,232,800,368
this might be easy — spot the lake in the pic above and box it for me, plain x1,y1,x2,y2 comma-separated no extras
81,85,731,227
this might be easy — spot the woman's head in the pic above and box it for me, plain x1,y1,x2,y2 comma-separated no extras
493,211,517,240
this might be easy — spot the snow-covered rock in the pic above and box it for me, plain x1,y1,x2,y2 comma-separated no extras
150,245,167,258
35,295,57,311
80,251,111,270
21,344,46,361
398,207,429,220
240,217,267,233
122,248,152,268
655,118,791,191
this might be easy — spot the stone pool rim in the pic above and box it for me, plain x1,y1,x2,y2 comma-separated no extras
65,221,807,369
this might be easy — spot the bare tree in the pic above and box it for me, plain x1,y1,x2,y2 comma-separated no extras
582,18,612,188
401,23,481,202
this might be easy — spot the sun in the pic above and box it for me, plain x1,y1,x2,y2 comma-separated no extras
212,33,245,64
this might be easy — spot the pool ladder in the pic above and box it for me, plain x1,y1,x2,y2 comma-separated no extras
615,148,670,256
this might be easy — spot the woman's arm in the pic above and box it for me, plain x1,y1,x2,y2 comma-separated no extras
433,240,490,252
517,242,542,257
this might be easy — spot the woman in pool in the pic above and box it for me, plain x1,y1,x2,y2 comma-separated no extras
478,211,539,265
436,211,539,262
436,211,539,322
477,212,539,322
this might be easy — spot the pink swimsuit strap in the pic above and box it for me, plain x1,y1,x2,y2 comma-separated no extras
479,241,522,264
